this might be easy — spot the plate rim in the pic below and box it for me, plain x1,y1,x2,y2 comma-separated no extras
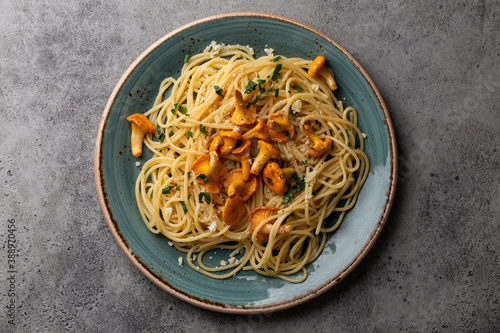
94,12,398,314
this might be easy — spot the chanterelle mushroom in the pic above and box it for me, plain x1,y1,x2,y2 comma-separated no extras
262,162,289,195
219,130,241,155
267,113,295,143
192,151,228,193
250,141,281,175
249,206,294,240
223,169,257,201
232,140,252,181
241,119,270,141
209,136,223,153
308,56,338,91
220,197,246,226
127,113,156,157
230,90,257,125
303,124,332,157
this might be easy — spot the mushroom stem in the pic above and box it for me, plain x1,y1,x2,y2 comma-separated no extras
250,141,281,175
232,140,252,181
127,113,156,157
208,151,219,178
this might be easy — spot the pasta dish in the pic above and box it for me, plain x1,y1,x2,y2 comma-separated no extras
127,42,368,283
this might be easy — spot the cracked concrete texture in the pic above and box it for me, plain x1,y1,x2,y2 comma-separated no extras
0,0,499,332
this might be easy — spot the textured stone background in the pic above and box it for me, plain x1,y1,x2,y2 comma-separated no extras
1,0,499,332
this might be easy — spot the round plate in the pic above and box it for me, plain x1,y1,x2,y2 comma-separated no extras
95,12,397,313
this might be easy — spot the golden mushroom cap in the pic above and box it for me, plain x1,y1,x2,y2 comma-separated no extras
223,169,257,201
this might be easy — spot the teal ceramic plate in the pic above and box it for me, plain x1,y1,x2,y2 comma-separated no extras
95,13,397,313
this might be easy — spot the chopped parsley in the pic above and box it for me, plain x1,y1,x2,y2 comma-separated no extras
198,192,211,204
179,106,188,115
285,130,292,140
168,131,174,137
244,80,257,94
184,54,191,63
179,201,188,214
272,64,282,81
292,84,304,92
246,93,262,108
196,174,209,183
266,178,273,185
162,186,175,194
302,160,307,165
289,106,297,120
199,124,209,136
272,56,282,62
187,194,192,200
282,173,306,204
171,103,178,115
175,186,181,191
158,132,165,143
187,130,193,138
214,85,224,98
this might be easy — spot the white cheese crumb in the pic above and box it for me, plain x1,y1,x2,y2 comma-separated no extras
209,256,213,260
220,260,227,267
264,48,275,56
208,221,217,232
233,125,240,132
168,241,173,247
135,161,141,167
228,257,239,265
287,154,293,160
192,254,197,261
292,99,302,113
178,257,183,266
362,133,367,138
311,84,319,92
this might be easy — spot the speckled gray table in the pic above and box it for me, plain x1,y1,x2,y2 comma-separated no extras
1,1,499,332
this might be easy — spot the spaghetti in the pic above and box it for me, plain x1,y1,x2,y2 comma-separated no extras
133,43,368,283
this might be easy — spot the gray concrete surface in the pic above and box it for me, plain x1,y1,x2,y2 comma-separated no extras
1,0,499,332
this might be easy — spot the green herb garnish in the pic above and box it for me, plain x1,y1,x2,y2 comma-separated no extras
158,132,165,143
246,93,262,108
199,124,209,136
171,103,178,115
214,85,224,98
292,85,304,92
282,173,306,204
266,178,273,185
244,81,257,94
162,186,175,194
272,64,282,81
175,186,181,191
198,192,211,204
272,56,282,62
196,174,209,183
180,201,188,214
187,130,193,138
184,54,191,63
